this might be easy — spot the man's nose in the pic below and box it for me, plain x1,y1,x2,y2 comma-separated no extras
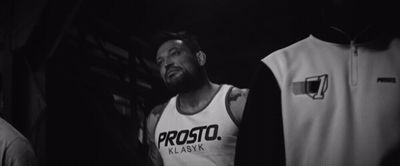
165,63,174,71
164,57,174,67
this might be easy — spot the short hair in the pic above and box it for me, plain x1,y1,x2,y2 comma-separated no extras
153,31,202,55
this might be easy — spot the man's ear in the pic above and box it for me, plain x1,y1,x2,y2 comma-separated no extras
195,51,206,66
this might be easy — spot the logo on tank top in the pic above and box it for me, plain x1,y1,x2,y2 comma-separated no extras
292,74,328,100
158,124,222,155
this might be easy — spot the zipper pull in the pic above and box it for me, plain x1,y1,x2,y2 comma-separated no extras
350,40,358,55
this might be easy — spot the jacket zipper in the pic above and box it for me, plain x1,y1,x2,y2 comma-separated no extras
350,40,358,86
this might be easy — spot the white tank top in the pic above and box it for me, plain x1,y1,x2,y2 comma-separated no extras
155,84,238,166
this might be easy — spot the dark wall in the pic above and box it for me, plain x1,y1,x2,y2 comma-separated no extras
46,39,143,166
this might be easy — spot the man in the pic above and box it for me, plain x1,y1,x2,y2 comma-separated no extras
146,31,248,166
0,117,37,166
235,0,400,166
0,77,37,166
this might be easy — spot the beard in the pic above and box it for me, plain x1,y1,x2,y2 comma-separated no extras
164,68,205,94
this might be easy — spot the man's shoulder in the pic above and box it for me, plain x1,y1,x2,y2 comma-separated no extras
0,117,27,143
225,85,249,126
149,102,169,117
0,117,35,163
226,85,249,105
146,101,170,134
228,86,249,99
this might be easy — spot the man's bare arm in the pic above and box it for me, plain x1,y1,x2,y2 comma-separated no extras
227,87,249,126
146,104,166,166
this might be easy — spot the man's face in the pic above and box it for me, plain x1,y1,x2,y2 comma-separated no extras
156,39,202,93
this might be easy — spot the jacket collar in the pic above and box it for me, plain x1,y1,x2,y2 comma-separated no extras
311,23,386,45
311,23,397,51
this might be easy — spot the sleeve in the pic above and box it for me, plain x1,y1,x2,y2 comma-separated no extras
234,61,286,166
4,138,37,166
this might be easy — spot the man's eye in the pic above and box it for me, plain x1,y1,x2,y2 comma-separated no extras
171,50,180,56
